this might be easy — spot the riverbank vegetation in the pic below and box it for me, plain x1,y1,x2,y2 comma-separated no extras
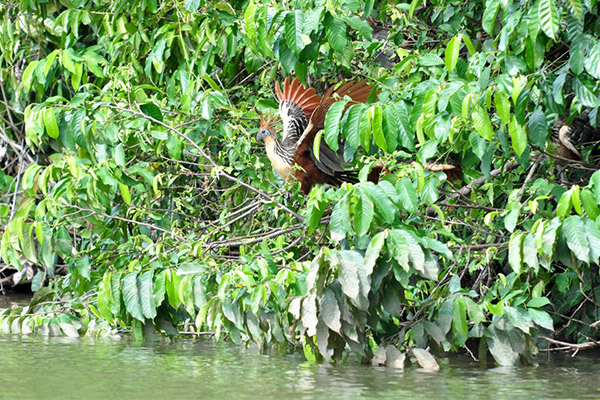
1,0,599,366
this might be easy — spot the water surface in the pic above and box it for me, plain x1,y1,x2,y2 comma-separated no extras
1,335,599,399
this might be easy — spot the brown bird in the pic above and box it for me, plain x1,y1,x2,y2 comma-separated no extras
552,109,600,161
257,77,380,194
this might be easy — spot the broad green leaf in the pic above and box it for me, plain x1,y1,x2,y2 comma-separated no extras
508,117,527,157
338,250,368,309
354,188,374,236
343,103,366,149
329,194,351,243
584,218,600,264
320,287,341,333
22,61,39,90
472,103,493,141
344,15,372,40
528,308,554,330
324,100,349,152
482,0,500,35
44,108,59,139
364,230,388,278
527,296,551,308
140,103,163,122
76,255,91,280
244,2,257,40
581,189,600,220
539,0,559,40
445,35,461,73
303,7,324,35
453,296,468,337
185,0,200,12
137,270,157,319
120,183,131,205
285,10,305,55
370,106,386,152
122,272,144,321
562,216,590,263
508,232,524,274
556,189,573,217
363,184,395,223
527,109,548,148
324,15,348,53
396,178,418,213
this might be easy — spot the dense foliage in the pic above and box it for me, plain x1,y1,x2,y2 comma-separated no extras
1,0,600,366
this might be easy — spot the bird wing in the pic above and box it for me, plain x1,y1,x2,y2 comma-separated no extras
275,77,321,144
295,80,377,175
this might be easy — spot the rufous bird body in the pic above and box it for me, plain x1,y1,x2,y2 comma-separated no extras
257,77,378,194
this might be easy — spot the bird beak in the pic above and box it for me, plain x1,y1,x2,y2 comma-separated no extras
255,132,262,142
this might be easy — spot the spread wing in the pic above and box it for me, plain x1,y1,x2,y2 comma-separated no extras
295,80,377,176
275,77,321,145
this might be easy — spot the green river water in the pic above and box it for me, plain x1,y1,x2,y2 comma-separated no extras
1,334,599,400
2,294,600,400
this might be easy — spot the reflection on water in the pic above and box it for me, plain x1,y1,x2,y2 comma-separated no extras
0,292,32,308
0,335,599,400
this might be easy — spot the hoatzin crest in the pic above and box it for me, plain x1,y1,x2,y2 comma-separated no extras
257,77,380,194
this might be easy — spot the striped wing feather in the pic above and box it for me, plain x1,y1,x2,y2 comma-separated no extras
294,80,378,194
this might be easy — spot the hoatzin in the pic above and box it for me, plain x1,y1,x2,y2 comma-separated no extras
257,77,380,194
551,109,600,161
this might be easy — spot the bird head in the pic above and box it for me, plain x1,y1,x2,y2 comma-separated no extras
257,115,275,142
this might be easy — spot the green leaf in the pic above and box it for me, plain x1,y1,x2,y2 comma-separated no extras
364,231,388,278
329,194,352,243
22,61,39,90
445,35,461,73
353,188,374,236
137,271,157,320
539,0,559,40
343,15,372,40
581,189,600,220
343,103,366,149
527,109,548,148
140,103,163,122
44,108,59,139
337,251,360,301
320,287,342,333
584,218,600,264
244,2,257,40
508,232,524,274
396,178,418,213
482,0,500,36
562,216,590,263
556,189,573,217
585,41,600,80
324,100,349,152
122,272,144,321
382,105,399,152
494,91,511,127
364,184,395,223
453,296,468,337
527,297,551,308
285,10,305,55
472,103,493,141
312,129,324,162
324,15,348,53
528,308,554,330
508,117,527,157
76,256,91,280
303,7,323,35
120,183,132,205
185,0,200,12
370,106,386,152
